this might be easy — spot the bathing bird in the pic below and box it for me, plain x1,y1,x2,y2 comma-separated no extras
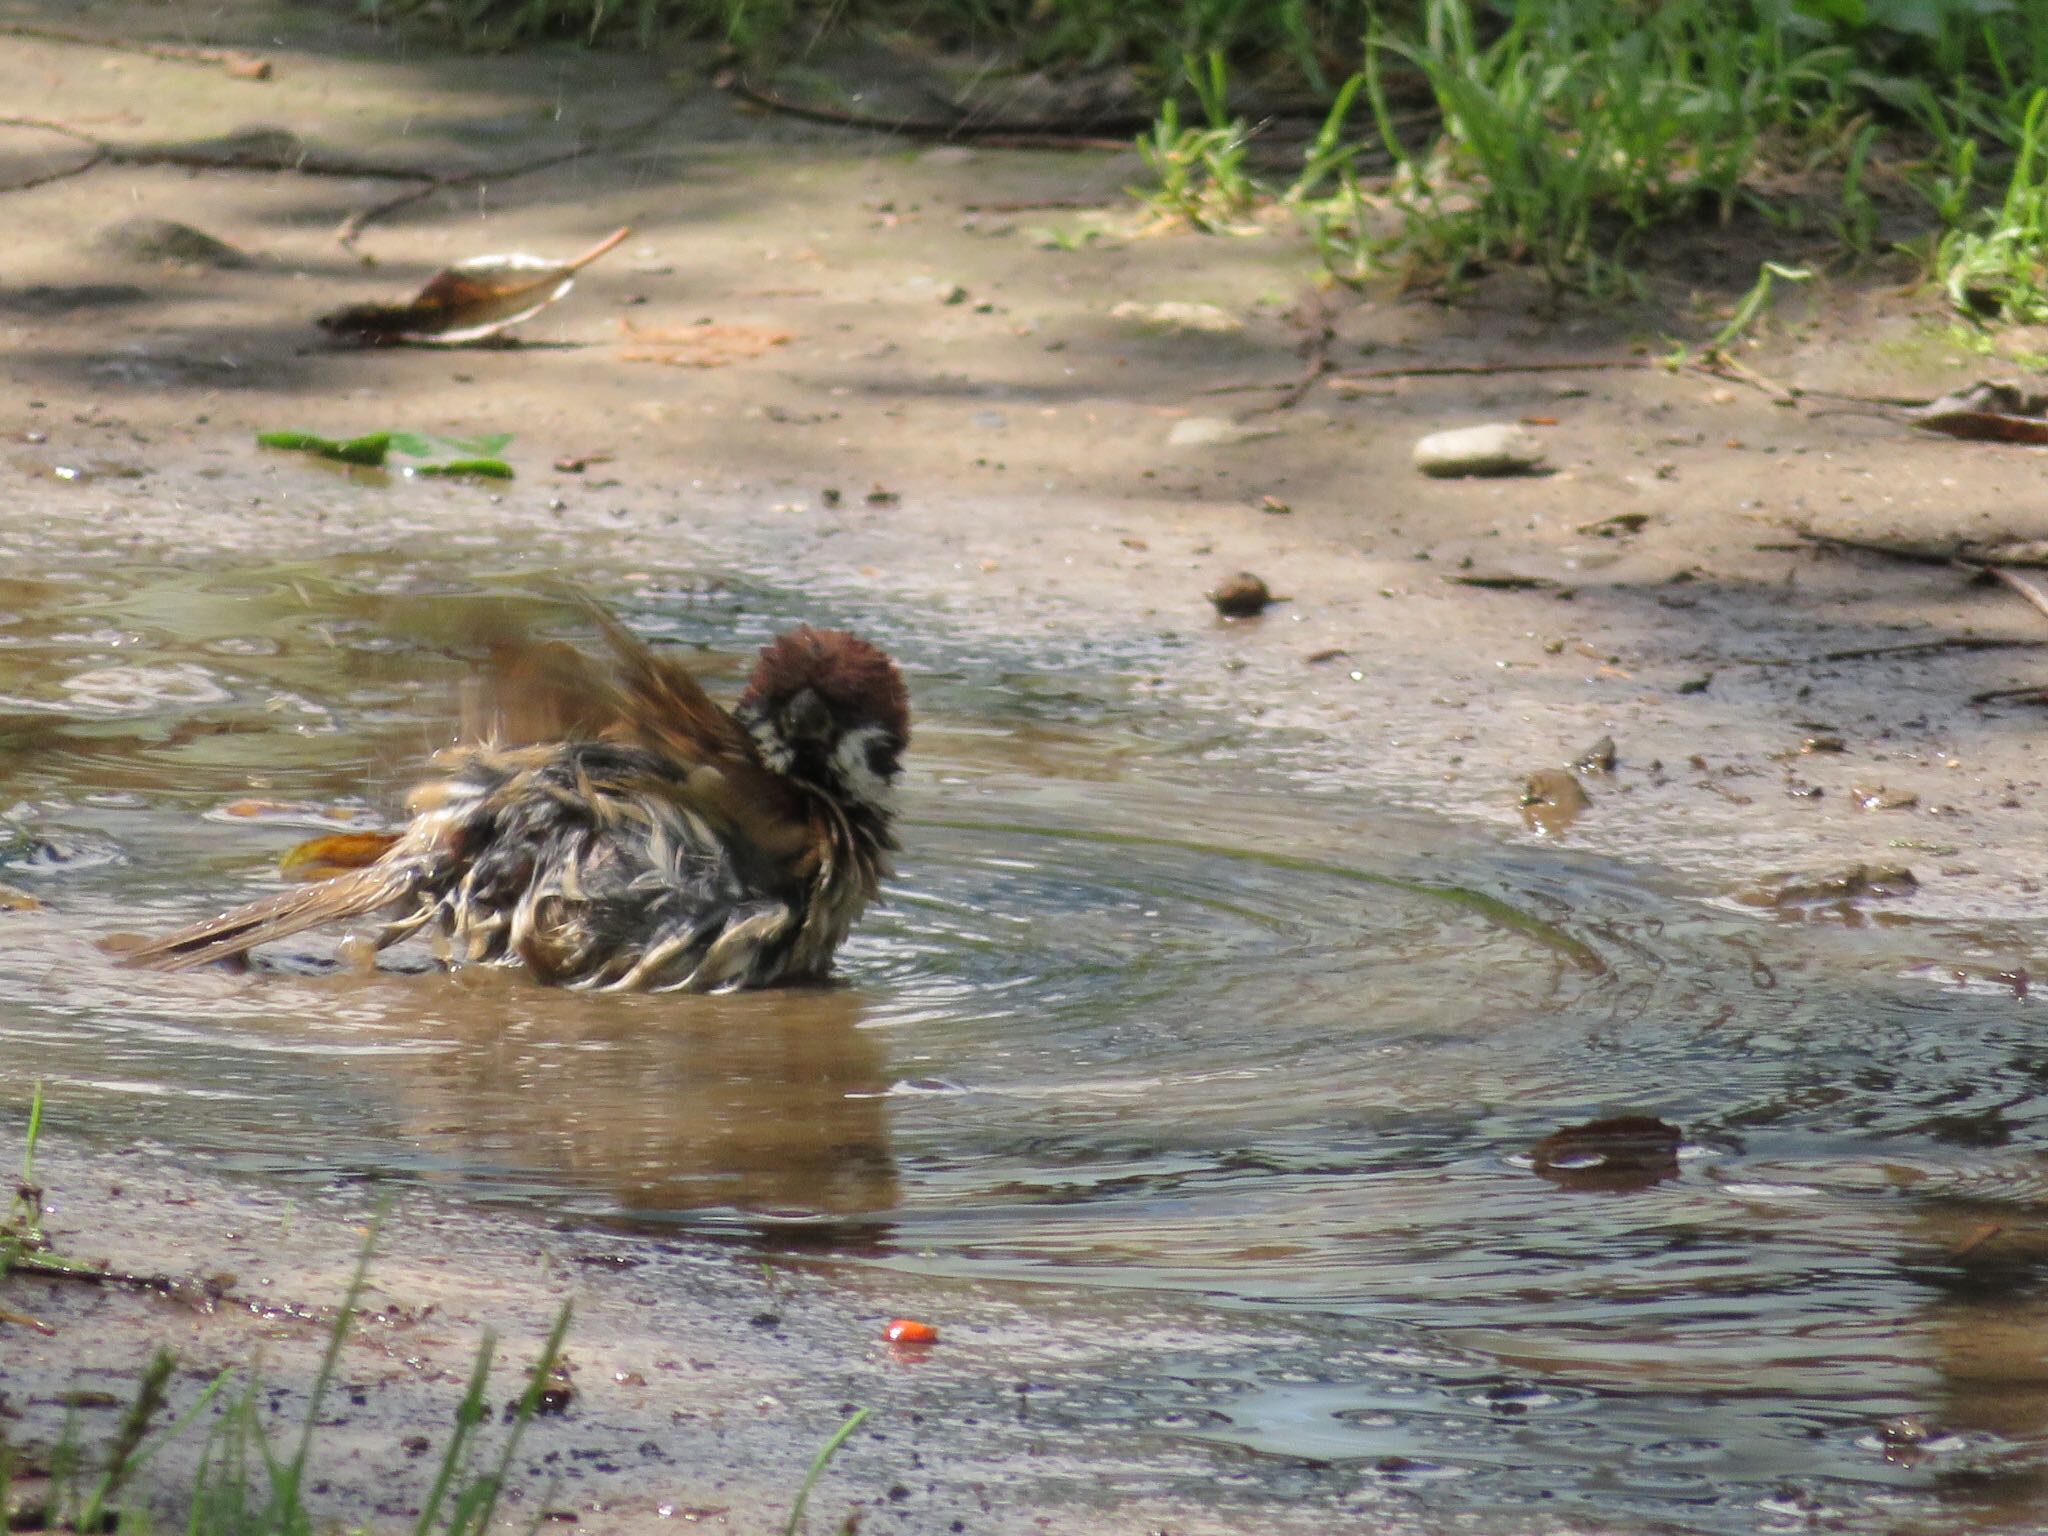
127,611,909,991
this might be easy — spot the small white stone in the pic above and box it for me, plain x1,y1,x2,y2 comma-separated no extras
1412,423,1548,478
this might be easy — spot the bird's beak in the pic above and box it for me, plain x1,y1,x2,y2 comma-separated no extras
784,688,832,743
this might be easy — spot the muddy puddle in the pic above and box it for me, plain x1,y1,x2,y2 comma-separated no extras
4,535,2048,1534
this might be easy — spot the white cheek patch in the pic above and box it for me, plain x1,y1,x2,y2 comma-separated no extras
830,724,897,816
747,715,795,774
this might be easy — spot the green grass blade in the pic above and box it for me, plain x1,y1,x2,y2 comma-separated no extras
782,1406,870,1536
465,1301,571,1536
413,1332,499,1536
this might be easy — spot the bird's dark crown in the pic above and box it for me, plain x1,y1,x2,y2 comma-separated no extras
735,627,909,819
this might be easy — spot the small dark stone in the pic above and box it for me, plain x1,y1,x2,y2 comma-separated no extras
1209,571,1276,617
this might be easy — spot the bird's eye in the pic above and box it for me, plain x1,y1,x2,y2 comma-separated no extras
865,736,900,781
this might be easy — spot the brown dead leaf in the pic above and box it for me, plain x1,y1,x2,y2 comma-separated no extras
615,319,793,367
279,831,402,881
318,226,630,346
1527,1115,1682,1192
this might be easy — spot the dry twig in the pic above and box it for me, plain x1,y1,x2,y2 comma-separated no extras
714,70,1132,151
0,21,270,76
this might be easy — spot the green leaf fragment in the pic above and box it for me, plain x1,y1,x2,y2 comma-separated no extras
257,428,515,475
408,459,515,479
254,430,392,466
388,430,514,459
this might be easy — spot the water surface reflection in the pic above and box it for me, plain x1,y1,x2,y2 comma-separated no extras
2,554,2047,1531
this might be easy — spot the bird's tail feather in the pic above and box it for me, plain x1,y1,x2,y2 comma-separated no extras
124,863,419,972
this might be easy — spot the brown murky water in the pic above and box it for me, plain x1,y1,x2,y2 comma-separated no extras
4,536,2048,1533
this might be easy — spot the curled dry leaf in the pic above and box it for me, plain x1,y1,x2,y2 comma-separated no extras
615,318,794,367
1527,1115,1682,1192
1907,380,2048,444
318,226,631,346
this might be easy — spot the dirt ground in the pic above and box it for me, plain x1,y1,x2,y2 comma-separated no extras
8,1,2048,1529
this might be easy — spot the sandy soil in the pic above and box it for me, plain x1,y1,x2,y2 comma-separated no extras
7,1,2048,1528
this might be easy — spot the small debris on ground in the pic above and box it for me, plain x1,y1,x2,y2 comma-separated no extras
1578,513,1648,538
1520,768,1590,836
1735,863,1917,909
1447,573,1557,592
1526,1116,1682,1192
1572,736,1617,774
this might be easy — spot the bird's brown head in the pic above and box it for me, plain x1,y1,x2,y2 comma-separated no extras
736,627,910,822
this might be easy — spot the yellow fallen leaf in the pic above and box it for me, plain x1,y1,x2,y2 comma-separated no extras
279,831,401,880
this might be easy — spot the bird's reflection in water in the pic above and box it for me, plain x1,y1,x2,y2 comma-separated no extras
331,969,899,1249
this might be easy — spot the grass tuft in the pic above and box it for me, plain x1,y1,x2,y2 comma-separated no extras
2,1100,578,1536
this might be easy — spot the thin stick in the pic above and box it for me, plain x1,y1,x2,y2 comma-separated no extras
335,143,592,249
1821,637,2047,662
1971,684,2048,705
0,1302,54,1334
1331,358,1654,385
9,1255,176,1289
0,115,435,187
0,145,105,194
0,21,265,72
1989,565,2048,625
1697,350,1801,403
1792,529,1979,568
715,71,1131,151
961,197,1118,213
1244,289,1337,417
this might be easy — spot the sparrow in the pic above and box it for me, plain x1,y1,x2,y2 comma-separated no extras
126,610,910,992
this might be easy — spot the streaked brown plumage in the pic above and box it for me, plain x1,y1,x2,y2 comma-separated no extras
127,612,910,991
